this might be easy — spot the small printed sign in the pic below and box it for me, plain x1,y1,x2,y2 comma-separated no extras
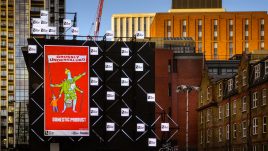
105,62,113,71
31,18,41,26
121,108,129,117
106,30,114,39
148,138,157,147
90,108,99,116
136,31,145,39
121,78,129,87
121,47,130,56
41,18,48,27
90,77,99,86
63,19,72,28
106,91,115,100
161,123,170,132
71,27,79,36
147,93,155,102
28,45,37,54
135,63,144,72
47,27,57,35
40,10,48,21
32,26,42,35
90,47,98,55
106,123,115,132
137,123,145,132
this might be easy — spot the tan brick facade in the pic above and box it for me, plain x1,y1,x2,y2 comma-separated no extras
198,53,268,151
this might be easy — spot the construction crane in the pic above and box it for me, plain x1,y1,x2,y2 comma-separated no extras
94,0,104,37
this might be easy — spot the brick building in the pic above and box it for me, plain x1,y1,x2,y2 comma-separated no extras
198,52,268,151
150,11,268,60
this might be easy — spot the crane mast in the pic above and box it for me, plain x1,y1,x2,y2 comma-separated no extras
94,0,104,37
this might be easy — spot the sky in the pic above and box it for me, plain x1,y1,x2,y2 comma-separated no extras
66,0,268,36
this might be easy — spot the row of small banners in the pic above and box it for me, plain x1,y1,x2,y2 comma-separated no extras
31,10,145,39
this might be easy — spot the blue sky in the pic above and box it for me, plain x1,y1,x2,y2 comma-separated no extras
66,0,268,36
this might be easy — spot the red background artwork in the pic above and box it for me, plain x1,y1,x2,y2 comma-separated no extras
44,45,89,134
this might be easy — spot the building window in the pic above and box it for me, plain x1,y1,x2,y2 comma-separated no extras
226,103,229,117
207,86,211,101
253,92,258,109
219,106,222,120
126,18,129,37
263,116,267,133
242,120,247,137
228,79,233,92
200,112,203,124
261,19,264,40
165,20,171,38
213,42,218,59
198,42,202,53
229,19,233,40
207,129,211,143
144,17,147,37
226,124,230,140
263,144,268,151
138,17,141,31
213,19,218,41
200,130,203,144
207,109,211,122
233,123,237,138
229,42,233,58
245,42,249,52
261,41,265,50
245,19,249,40
120,18,123,37
243,70,247,86
253,117,258,135
235,75,238,89
218,83,222,97
132,18,135,36
253,145,257,151
219,127,222,142
254,64,261,79
265,61,268,75
233,100,236,115
182,20,187,37
198,19,202,41
262,89,267,106
242,96,247,112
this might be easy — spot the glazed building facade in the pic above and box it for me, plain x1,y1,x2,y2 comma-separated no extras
198,52,268,151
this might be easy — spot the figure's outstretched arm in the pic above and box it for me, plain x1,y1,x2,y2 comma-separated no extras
73,72,86,81
50,83,63,87
75,87,83,93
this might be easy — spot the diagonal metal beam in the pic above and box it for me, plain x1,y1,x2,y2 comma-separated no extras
31,129,44,141
31,113,44,126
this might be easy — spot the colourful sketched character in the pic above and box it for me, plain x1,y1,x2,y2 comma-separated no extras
50,95,58,112
50,68,86,113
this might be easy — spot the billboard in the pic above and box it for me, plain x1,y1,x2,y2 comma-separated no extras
44,45,89,136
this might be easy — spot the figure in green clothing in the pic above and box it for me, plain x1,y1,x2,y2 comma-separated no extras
50,68,86,113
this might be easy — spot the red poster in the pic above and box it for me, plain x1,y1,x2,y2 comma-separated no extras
44,45,89,136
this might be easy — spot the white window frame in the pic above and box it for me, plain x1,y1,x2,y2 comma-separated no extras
219,106,222,120
207,129,210,143
253,117,258,135
226,103,230,117
233,123,237,138
243,70,247,86
207,109,211,122
200,112,203,124
200,130,203,144
218,127,222,142
228,79,233,92
253,92,258,109
263,116,267,133
254,64,261,79
207,87,210,101
233,100,237,115
242,120,247,138
226,124,230,140
262,89,267,106
265,60,268,75
218,83,222,97
253,145,257,151
235,75,239,89
242,96,247,112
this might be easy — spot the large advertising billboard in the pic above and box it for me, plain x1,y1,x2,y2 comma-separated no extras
44,45,89,136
